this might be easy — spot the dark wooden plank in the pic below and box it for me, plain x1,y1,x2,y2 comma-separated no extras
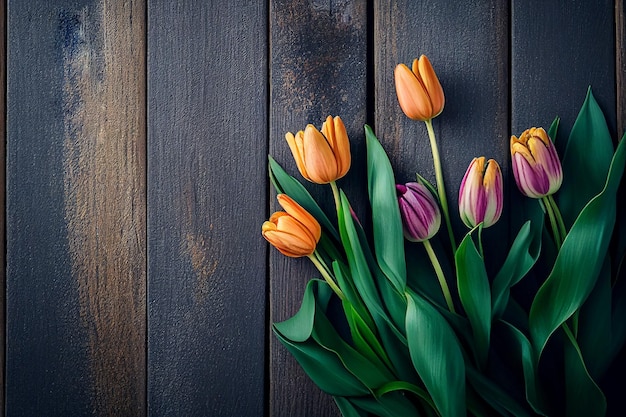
6,1,146,415
147,2,267,416
374,0,510,264
269,1,368,416
512,0,616,139
0,0,5,413
617,0,626,137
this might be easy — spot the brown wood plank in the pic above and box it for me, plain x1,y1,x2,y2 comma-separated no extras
6,1,146,415
269,1,368,416
147,2,267,416
374,0,510,263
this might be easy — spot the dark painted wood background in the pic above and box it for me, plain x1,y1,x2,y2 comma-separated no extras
1,1,624,416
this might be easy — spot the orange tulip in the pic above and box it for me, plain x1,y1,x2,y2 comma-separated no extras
262,194,321,257
285,115,351,184
394,55,445,121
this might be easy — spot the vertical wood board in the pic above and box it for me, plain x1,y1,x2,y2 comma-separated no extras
6,0,147,416
374,0,510,269
269,1,368,416
147,2,267,416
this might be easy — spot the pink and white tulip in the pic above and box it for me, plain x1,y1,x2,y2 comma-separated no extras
458,157,503,228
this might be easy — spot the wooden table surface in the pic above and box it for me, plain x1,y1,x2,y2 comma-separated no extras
1,0,624,416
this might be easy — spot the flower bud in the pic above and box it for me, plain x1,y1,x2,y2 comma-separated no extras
394,55,445,121
396,182,441,242
285,115,351,184
262,194,321,257
510,127,563,198
458,157,503,228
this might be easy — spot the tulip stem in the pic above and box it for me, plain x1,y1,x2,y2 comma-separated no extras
330,181,341,214
309,252,345,300
542,196,562,249
425,119,456,253
547,194,567,241
423,240,455,313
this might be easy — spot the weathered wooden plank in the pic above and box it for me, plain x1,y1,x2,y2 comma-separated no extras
6,0,146,416
617,0,626,137
147,2,267,416
0,0,6,413
374,1,510,265
269,1,368,416
511,0,616,138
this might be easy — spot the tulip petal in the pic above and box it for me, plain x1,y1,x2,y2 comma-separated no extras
286,131,310,181
302,125,339,184
277,194,321,242
394,63,433,121
417,55,445,117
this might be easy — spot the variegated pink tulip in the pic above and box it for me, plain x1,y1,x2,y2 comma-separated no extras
458,157,503,228
510,127,563,198
396,182,441,242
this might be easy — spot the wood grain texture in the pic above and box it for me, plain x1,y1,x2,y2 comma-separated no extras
617,0,626,138
147,2,267,416
0,0,5,413
6,1,146,416
269,1,368,416
374,0,510,267
511,0,616,139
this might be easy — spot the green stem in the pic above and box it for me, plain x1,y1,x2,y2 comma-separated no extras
425,119,456,253
330,181,341,214
477,225,484,259
309,251,345,300
547,194,567,242
423,240,455,313
542,196,562,249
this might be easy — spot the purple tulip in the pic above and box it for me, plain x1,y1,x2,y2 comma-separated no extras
396,182,441,242
510,127,563,198
458,157,503,228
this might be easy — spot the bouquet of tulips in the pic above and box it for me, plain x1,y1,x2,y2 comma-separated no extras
262,55,626,417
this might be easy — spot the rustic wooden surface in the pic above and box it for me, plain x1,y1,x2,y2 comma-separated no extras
147,1,267,416
6,0,146,415
1,1,624,416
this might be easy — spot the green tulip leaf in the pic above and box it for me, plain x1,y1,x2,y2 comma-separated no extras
563,327,607,417
492,219,542,319
529,136,626,356
577,257,611,379
455,230,491,368
405,288,465,417
498,320,548,415
465,365,534,417
365,124,406,293
273,279,329,342
334,397,368,417
343,300,393,372
269,155,339,240
558,88,615,228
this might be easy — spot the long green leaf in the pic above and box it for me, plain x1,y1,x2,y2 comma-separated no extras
492,220,542,319
529,137,626,355
365,125,406,292
558,88,614,228
273,279,328,342
465,366,534,417
268,156,339,239
563,326,607,417
405,289,465,417
455,231,491,368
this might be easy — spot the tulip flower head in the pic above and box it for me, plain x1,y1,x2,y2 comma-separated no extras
394,55,445,121
285,115,351,184
396,182,441,242
510,127,563,198
458,157,503,229
262,194,321,257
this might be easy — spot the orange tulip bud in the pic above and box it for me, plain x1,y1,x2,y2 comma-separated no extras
262,194,321,257
394,55,445,121
285,116,351,184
